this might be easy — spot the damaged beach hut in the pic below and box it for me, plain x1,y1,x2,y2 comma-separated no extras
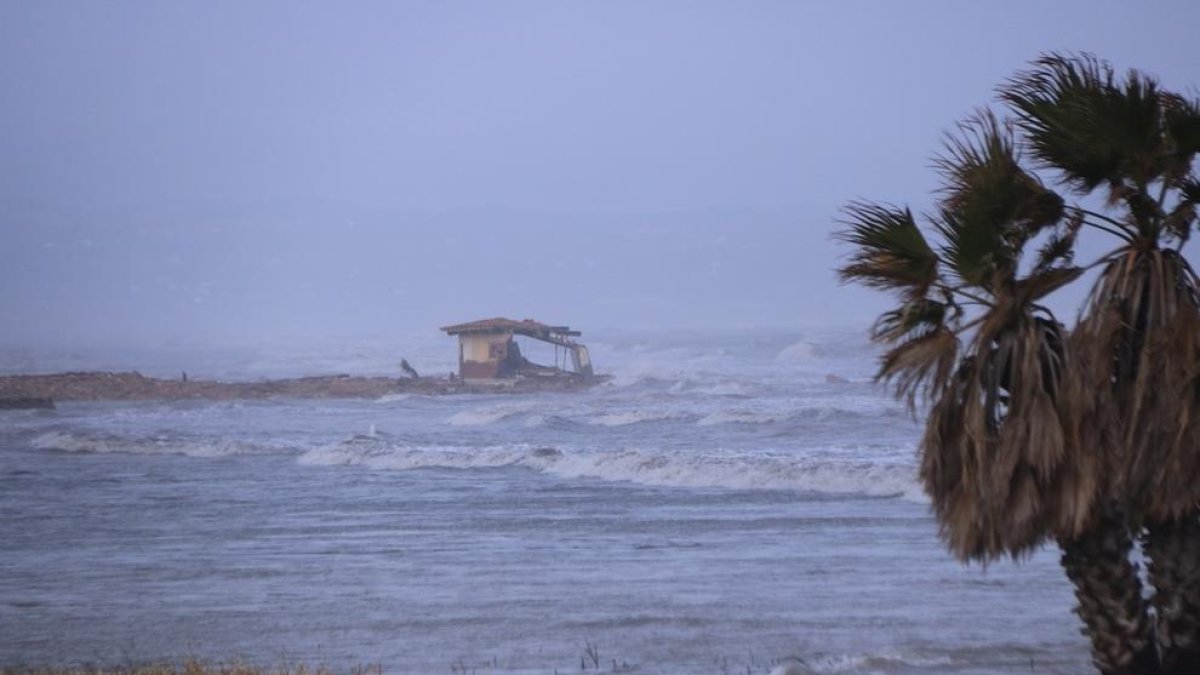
441,318,594,383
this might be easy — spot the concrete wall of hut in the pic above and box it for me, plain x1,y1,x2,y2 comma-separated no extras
458,333,512,380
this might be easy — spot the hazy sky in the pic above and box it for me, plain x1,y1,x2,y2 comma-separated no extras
2,1,1199,347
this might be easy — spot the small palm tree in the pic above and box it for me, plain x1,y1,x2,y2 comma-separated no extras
840,54,1200,675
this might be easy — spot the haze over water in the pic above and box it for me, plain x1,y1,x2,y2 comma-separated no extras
4,2,1199,344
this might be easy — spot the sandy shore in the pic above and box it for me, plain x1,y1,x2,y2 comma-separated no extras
0,371,603,403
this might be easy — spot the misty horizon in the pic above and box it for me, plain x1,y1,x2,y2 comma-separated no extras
4,1,1199,350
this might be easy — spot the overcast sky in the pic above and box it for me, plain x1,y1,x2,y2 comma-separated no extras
2,1,1198,347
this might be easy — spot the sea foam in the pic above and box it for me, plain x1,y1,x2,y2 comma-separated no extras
29,430,261,458
297,437,925,501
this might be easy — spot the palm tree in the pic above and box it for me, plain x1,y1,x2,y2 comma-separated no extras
837,112,1096,558
1002,54,1200,675
840,54,1200,674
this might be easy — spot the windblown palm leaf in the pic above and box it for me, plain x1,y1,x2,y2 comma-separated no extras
836,202,937,298
1002,53,1168,196
933,111,1065,289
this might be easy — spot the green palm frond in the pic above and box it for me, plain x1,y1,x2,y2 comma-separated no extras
1163,93,1200,161
836,202,939,298
932,111,1065,289
1164,200,1197,245
871,298,950,343
1032,212,1083,275
1180,176,1200,206
1001,52,1167,194
934,207,1001,288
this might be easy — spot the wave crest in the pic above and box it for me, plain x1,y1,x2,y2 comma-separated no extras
30,430,263,457
298,438,923,501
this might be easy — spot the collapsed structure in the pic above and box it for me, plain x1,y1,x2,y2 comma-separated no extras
441,317,594,383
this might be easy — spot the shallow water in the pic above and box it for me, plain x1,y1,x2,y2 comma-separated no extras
0,330,1091,673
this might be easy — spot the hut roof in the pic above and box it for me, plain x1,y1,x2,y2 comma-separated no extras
440,317,581,339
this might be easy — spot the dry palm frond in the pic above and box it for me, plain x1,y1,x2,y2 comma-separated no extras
1075,248,1200,522
921,307,1095,561
876,323,958,412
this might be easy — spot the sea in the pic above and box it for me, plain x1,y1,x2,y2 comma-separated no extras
0,327,1092,674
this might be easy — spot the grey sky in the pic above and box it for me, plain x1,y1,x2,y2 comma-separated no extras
2,1,1199,347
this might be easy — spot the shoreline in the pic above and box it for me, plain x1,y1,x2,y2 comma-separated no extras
0,371,605,403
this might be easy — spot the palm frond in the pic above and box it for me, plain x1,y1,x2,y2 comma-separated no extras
932,111,1065,289
1163,93,1200,161
1033,211,1083,275
1001,52,1166,194
1163,200,1197,245
876,324,958,411
836,202,939,298
1074,249,1200,522
922,309,1094,561
871,298,950,343
1018,266,1084,302
1180,175,1200,206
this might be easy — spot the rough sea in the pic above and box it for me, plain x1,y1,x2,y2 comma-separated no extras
0,328,1091,674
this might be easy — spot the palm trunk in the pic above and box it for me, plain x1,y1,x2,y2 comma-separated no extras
1144,514,1200,674
1059,504,1160,675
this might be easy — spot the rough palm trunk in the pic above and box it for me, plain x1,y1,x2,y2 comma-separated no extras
1060,505,1160,675
1144,514,1200,674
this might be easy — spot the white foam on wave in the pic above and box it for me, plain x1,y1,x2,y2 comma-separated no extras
805,649,954,673
521,414,548,428
697,410,781,426
775,340,818,363
374,393,415,403
544,449,922,500
669,378,756,397
586,410,689,426
30,430,260,458
446,403,536,426
297,438,925,501
298,439,533,470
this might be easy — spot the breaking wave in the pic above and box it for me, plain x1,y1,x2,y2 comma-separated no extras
586,410,692,426
30,430,267,458
446,403,538,426
668,378,758,397
696,410,782,426
298,438,924,501
374,393,415,403
437,400,905,429
781,648,954,674
774,340,819,363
